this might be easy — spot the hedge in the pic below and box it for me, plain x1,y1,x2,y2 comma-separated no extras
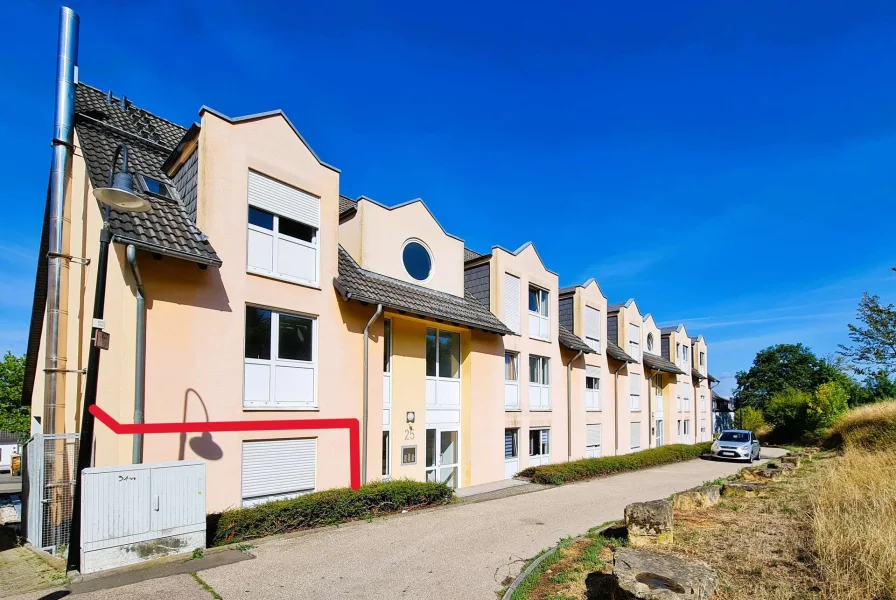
518,442,713,485
208,479,453,546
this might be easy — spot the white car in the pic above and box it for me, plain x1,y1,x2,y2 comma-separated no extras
711,429,761,463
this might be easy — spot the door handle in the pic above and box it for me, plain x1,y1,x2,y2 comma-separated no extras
152,494,160,511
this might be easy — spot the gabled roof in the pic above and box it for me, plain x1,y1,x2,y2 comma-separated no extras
354,196,465,243
559,278,607,299
199,105,339,172
660,324,690,338
74,84,221,266
692,368,707,381
491,242,557,276
464,248,484,262
608,298,638,313
339,195,358,219
607,341,636,363
558,325,595,354
690,334,705,343
643,352,685,375
334,246,511,335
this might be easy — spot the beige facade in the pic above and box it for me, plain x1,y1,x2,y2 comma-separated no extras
26,84,715,515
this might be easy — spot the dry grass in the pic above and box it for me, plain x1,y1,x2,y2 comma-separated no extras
812,404,896,600
667,457,824,600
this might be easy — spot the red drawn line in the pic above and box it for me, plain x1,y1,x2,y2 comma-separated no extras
89,405,361,490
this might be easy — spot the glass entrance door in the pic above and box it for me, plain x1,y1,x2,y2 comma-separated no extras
425,428,459,488
655,419,664,446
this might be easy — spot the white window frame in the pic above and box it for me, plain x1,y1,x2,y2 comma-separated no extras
677,419,682,442
630,422,641,451
382,431,391,480
528,286,550,341
243,306,318,410
247,208,320,288
628,323,640,361
585,424,602,458
585,367,601,411
684,420,690,439
505,352,520,410
505,428,519,459
529,428,550,457
646,332,654,352
584,305,601,352
676,343,682,367
700,393,706,412
528,355,551,410
653,373,663,410
629,372,641,411
699,351,705,367
425,328,462,408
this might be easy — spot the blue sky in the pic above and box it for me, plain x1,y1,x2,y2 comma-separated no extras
2,1,895,395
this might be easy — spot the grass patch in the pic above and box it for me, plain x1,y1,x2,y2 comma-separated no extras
824,399,896,451
207,479,452,546
518,443,712,485
190,573,223,600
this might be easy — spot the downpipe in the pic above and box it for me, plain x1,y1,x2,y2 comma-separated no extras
612,363,625,454
362,304,383,485
126,245,145,463
566,350,583,461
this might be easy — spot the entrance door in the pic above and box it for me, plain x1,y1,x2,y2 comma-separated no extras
655,419,664,446
425,428,459,489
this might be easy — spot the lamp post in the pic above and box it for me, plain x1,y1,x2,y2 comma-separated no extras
67,143,150,572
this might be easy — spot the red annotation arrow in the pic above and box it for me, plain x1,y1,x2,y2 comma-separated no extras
88,404,361,490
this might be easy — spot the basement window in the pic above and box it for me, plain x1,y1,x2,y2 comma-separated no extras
138,174,176,200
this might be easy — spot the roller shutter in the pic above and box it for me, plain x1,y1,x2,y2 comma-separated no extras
241,438,316,507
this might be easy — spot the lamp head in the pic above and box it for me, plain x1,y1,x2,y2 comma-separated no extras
93,171,150,212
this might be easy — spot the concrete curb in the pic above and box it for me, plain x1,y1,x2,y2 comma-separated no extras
501,522,619,600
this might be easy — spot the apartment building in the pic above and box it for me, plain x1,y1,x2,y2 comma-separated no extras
23,82,716,512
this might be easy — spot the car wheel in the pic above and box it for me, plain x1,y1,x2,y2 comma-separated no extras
748,453,754,464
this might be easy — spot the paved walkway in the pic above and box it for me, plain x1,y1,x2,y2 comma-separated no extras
5,450,785,599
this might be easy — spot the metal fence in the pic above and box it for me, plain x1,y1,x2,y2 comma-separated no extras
22,432,80,555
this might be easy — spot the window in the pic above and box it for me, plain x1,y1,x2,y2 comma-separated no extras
505,429,519,459
585,306,601,351
629,372,641,411
529,355,551,410
138,174,176,200
244,306,316,409
246,171,320,286
382,431,391,479
676,382,682,411
529,429,550,457
654,373,663,401
505,352,520,410
700,421,706,442
699,351,705,367
383,319,392,428
503,273,522,334
682,344,689,365
684,420,690,438
630,422,641,451
241,439,315,507
647,333,654,352
585,366,601,411
683,390,690,411
700,394,706,412
628,323,640,361
677,419,682,442
383,319,392,373
586,424,602,458
425,328,461,407
402,239,432,281
528,286,550,340
676,343,681,366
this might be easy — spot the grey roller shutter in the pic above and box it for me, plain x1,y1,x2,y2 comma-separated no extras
503,273,521,334
241,438,316,507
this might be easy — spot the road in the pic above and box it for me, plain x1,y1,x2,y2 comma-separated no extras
7,449,786,600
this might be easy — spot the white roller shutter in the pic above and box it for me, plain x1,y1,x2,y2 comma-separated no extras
585,306,600,341
248,171,320,228
630,422,641,450
503,273,521,334
586,365,601,378
241,438,316,507
586,424,602,447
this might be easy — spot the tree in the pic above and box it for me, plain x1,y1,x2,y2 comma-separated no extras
733,406,766,434
733,344,839,411
765,388,812,440
0,351,29,433
839,286,896,375
809,381,849,428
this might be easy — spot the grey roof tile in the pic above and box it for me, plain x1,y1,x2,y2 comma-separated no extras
643,352,685,375
708,373,719,383
607,302,625,312
334,246,511,334
558,325,594,354
692,368,707,380
339,195,357,217
607,341,636,363
464,248,484,262
75,84,221,266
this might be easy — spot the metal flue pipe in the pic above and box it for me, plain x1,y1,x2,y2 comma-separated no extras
43,6,79,435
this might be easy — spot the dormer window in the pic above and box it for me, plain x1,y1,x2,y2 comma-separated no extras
647,333,654,352
138,174,175,200
528,286,549,341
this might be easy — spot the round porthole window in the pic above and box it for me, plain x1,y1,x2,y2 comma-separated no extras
402,240,432,282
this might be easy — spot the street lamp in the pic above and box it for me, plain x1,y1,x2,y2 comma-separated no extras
68,143,149,572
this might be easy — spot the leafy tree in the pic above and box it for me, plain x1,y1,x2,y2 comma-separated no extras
863,369,896,401
809,381,849,428
734,344,839,411
0,351,29,433
839,279,896,375
764,388,812,440
733,406,766,434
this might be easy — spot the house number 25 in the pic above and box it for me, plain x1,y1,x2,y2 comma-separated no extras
405,429,415,440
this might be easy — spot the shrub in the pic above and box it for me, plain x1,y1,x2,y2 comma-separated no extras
733,406,767,434
518,443,712,485
825,399,896,450
765,388,812,440
809,381,850,429
208,479,453,546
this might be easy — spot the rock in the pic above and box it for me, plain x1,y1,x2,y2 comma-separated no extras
625,500,673,547
673,486,721,511
721,482,765,497
610,547,718,599
740,467,783,482
780,455,801,467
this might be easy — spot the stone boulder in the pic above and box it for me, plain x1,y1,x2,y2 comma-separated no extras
610,547,717,599
625,499,673,547
721,482,765,497
672,486,721,511
780,455,801,467
740,467,783,482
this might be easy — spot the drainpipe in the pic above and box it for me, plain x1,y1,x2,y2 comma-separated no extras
647,369,658,448
126,245,145,463
43,7,79,435
566,350,583,461
612,362,625,455
362,304,383,485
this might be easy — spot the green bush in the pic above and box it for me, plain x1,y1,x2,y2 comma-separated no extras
208,479,453,546
810,381,850,428
517,443,712,486
734,406,767,434
765,388,812,440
